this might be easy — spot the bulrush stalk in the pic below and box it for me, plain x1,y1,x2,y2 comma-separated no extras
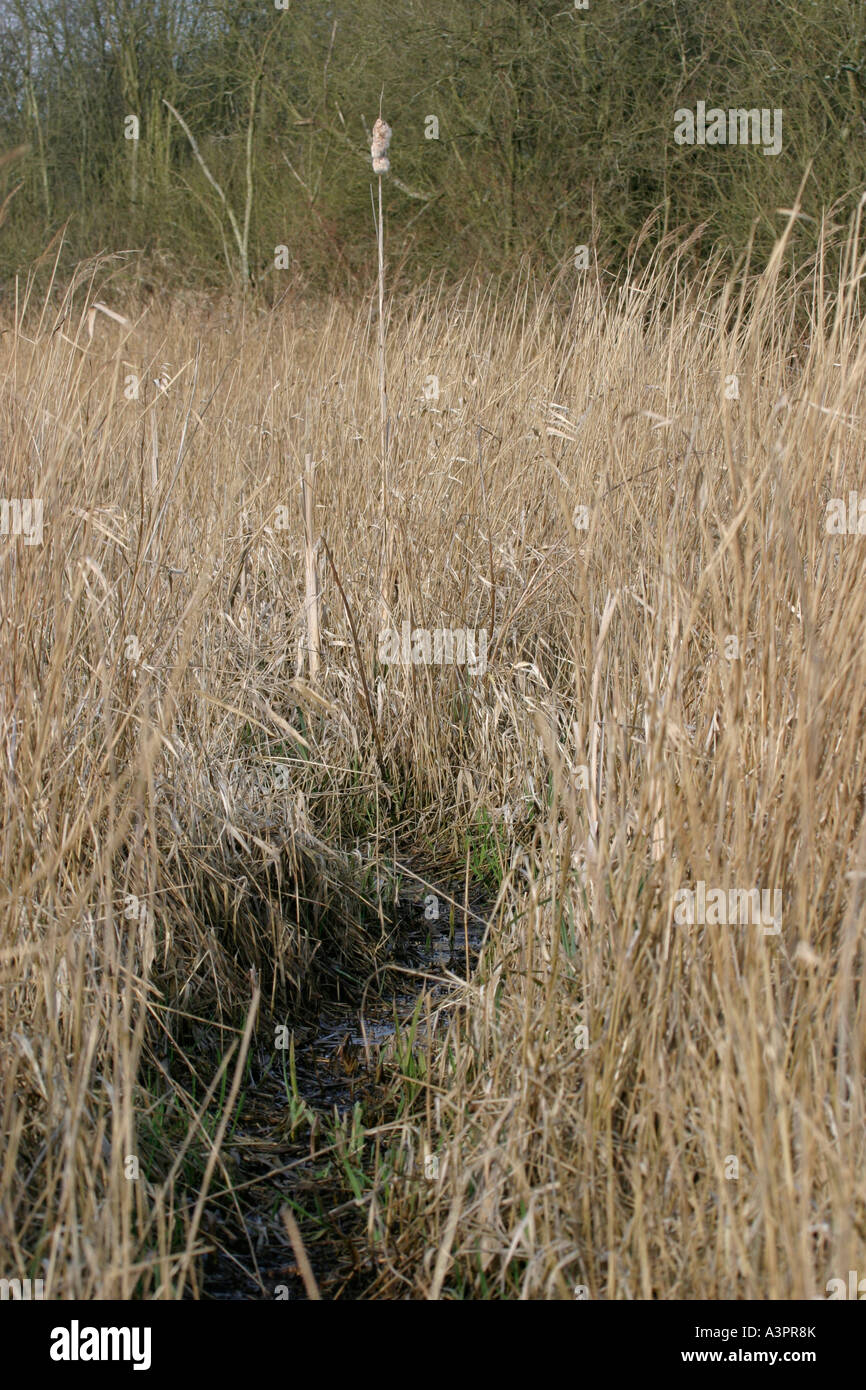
371,115,394,627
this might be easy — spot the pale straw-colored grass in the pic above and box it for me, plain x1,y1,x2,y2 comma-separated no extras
1,207,865,1297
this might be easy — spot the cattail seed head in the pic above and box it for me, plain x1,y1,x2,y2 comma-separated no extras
371,117,392,171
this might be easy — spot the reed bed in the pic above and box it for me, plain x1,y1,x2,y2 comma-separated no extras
1,215,865,1297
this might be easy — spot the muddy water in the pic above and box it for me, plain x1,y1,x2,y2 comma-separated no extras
198,879,487,1299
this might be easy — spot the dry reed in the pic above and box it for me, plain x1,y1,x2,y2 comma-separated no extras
1,210,865,1298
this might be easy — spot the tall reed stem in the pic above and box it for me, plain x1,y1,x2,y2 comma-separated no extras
377,173,392,625
370,114,393,628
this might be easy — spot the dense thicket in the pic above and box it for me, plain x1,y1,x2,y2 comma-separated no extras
0,0,863,290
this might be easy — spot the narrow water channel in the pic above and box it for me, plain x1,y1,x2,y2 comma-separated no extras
198,878,488,1299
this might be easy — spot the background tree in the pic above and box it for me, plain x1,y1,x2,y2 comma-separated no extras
0,0,863,291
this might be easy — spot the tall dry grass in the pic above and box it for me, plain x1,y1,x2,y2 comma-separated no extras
1,209,865,1297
